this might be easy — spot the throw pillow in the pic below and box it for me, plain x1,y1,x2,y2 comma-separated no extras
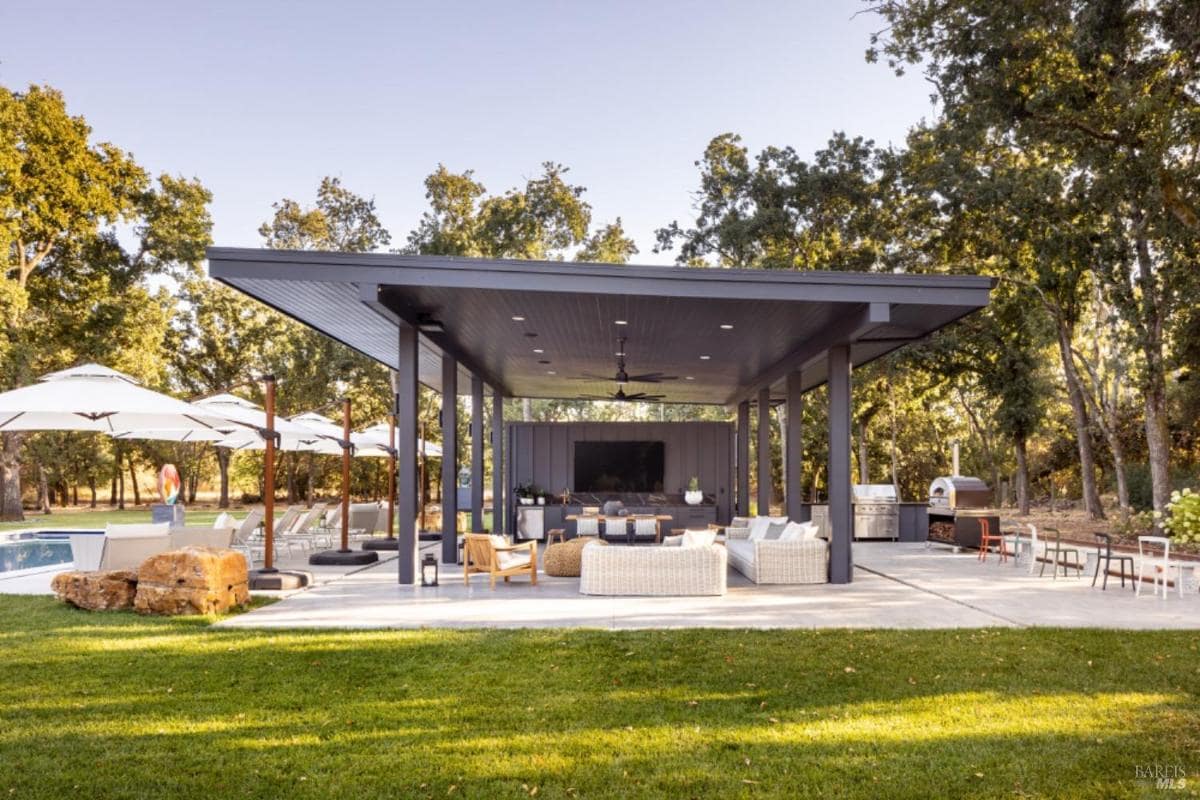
489,534,508,550
764,521,788,540
748,516,772,541
779,521,805,541
662,534,684,547
798,522,821,540
213,512,234,530
681,529,717,548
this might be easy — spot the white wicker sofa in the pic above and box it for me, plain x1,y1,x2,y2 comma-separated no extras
725,516,828,584
579,542,727,596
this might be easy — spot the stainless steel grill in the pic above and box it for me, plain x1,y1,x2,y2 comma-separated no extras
851,484,899,540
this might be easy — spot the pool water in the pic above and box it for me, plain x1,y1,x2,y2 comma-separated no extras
0,531,101,574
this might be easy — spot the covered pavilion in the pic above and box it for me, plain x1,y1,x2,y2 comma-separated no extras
208,247,992,584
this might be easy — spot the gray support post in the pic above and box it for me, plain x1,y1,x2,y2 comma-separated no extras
786,371,805,522
470,375,484,532
827,345,853,584
736,400,750,517
441,354,458,564
757,387,771,515
492,390,504,535
396,321,418,584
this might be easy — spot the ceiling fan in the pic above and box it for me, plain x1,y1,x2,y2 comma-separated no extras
578,387,666,403
575,337,678,385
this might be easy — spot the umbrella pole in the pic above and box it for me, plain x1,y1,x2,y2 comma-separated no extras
247,374,310,590
340,397,351,552
310,397,378,566
387,412,396,540
263,375,277,572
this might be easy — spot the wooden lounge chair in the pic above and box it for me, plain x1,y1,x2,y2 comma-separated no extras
463,533,537,588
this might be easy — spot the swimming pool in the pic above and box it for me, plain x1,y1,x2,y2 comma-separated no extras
0,530,102,574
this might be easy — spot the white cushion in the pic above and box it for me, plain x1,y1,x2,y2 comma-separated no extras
681,529,717,548
798,522,821,541
779,521,806,541
213,512,234,529
748,517,772,541
488,534,508,550
661,535,684,547
496,551,531,570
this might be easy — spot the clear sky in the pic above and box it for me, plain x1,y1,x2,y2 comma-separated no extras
2,0,934,264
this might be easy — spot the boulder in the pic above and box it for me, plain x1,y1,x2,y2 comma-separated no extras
134,546,250,616
51,570,138,611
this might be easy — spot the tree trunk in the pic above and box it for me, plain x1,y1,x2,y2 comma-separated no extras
215,448,231,509
1014,435,1030,516
127,456,140,506
116,445,125,510
306,453,315,508
1054,321,1105,519
522,398,531,422
72,484,78,506
857,421,869,484
286,454,297,504
88,478,97,508
37,463,51,514
1144,383,1171,517
109,470,117,506
0,432,25,522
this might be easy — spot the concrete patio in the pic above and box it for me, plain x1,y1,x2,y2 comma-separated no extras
214,541,1200,630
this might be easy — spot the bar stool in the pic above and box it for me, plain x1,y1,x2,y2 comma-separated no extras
977,518,1007,563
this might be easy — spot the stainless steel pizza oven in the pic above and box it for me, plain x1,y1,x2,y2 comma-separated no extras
928,476,995,548
851,484,899,540
928,476,992,512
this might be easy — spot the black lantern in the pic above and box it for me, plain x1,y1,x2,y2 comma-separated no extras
421,553,439,586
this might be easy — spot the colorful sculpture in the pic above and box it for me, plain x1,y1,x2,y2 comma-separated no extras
158,463,181,505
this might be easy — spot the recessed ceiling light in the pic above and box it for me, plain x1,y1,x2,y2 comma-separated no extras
699,355,711,360
615,351,625,357
533,348,544,354
720,324,734,330
511,315,525,322
614,320,628,326
546,370,556,375
685,376,695,381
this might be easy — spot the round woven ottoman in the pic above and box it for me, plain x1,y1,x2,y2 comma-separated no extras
544,537,607,577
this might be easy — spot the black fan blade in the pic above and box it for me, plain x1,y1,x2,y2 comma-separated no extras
572,373,616,381
626,372,679,383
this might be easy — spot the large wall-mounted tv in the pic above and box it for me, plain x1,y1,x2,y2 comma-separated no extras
574,440,665,493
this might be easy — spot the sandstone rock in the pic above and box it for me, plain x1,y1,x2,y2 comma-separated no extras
134,546,250,616
51,570,138,611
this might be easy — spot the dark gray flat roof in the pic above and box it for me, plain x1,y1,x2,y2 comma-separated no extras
208,247,993,404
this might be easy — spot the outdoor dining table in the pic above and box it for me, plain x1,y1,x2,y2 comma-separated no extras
565,514,673,544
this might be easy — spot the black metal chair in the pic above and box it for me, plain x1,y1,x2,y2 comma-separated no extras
1038,527,1082,579
1091,532,1135,591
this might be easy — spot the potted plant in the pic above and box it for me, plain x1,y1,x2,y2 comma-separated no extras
515,483,535,506
685,476,703,506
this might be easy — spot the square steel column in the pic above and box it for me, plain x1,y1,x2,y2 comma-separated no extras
395,321,418,584
757,387,771,516
470,375,484,532
736,400,750,517
441,354,458,564
786,371,805,522
827,345,853,584
492,390,504,535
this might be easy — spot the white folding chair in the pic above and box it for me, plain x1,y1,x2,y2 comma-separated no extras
1137,535,1185,598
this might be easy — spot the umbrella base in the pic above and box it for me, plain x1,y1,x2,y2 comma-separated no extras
249,569,311,591
309,549,380,566
362,538,399,551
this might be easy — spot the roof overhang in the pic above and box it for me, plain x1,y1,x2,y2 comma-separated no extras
207,247,993,405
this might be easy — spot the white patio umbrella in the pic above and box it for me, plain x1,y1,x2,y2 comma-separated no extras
289,411,352,456
198,395,327,452
0,364,231,434
355,421,442,458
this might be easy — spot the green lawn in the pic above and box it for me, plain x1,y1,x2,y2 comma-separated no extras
1,598,1197,797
